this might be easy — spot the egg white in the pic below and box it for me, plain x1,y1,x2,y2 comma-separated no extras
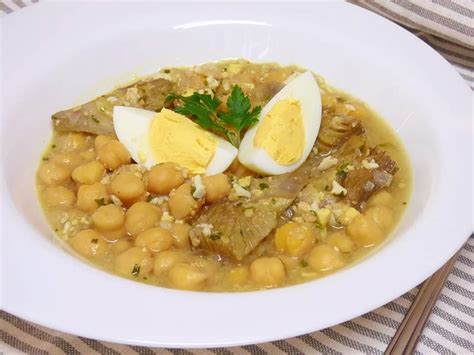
238,71,322,175
113,106,238,175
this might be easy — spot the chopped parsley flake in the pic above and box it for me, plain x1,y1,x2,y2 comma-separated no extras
259,183,269,190
90,238,99,244
402,201,407,205
51,144,56,149
209,232,222,241
315,221,324,230
335,164,349,180
90,115,99,123
324,185,329,191
163,69,170,73
42,157,49,161
95,198,106,207
131,264,140,276
300,260,308,267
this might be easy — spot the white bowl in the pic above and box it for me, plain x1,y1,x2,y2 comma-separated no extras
1,1,471,348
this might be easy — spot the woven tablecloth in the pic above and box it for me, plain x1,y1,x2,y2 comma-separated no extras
1,0,473,353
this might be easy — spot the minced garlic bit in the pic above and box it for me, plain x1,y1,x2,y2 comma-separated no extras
206,75,219,90
237,176,252,188
330,180,347,196
110,194,123,206
192,175,206,199
125,87,141,105
344,104,356,111
318,156,338,171
232,183,251,198
362,159,380,170
312,147,319,155
106,96,118,103
196,223,213,237
316,208,331,227
161,211,174,223
149,195,169,205
339,207,360,225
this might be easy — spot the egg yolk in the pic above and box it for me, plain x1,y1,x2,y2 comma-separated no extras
254,99,305,165
149,109,217,174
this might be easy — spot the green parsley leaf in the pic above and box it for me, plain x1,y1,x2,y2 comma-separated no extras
95,198,106,207
51,144,56,149
90,238,99,244
131,264,140,276
300,260,308,267
336,163,349,181
209,232,222,241
219,86,261,131
90,114,99,123
167,85,261,147
402,201,407,205
259,182,269,190
42,157,49,161
168,92,226,136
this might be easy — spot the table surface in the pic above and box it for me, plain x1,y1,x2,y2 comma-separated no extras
1,0,473,354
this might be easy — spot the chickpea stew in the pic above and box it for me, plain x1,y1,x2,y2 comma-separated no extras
37,60,411,291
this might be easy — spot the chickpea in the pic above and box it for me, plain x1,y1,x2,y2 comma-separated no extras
327,231,355,253
38,162,70,186
43,186,75,208
227,266,249,286
110,172,145,204
308,244,344,272
51,152,84,171
250,257,286,287
170,223,191,248
275,222,315,256
228,159,257,178
101,226,127,242
70,229,108,258
64,132,88,151
278,255,300,270
347,214,384,247
112,239,132,254
367,190,393,207
97,140,131,171
91,204,125,231
168,183,199,219
72,161,105,184
125,201,162,236
80,149,96,161
135,227,173,253
95,135,114,151
76,183,108,212
365,206,394,230
168,263,208,290
114,247,153,277
153,250,185,274
147,163,184,195
203,174,231,203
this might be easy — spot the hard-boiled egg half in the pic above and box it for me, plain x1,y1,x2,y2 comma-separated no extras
113,106,237,175
238,71,322,175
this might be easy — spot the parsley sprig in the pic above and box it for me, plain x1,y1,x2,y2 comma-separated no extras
167,86,261,147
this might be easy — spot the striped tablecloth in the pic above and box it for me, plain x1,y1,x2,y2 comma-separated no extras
1,1,473,353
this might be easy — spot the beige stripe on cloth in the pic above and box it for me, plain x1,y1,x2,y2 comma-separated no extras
1,1,473,354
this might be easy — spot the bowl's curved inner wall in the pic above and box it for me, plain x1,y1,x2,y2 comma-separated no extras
2,21,434,257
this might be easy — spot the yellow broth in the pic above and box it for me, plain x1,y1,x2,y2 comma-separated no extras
36,60,411,291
